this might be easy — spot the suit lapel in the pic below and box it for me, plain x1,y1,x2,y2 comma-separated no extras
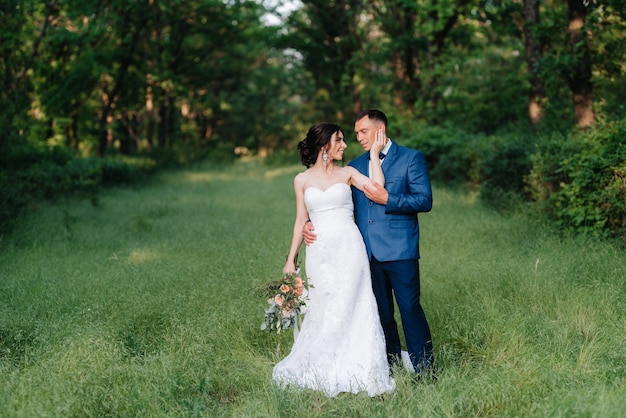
355,154,369,176
382,142,397,173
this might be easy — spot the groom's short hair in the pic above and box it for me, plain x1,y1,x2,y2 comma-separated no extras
356,109,388,129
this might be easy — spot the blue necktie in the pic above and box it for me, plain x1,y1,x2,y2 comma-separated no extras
379,152,386,160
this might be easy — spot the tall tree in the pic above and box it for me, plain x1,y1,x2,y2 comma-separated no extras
97,2,153,156
31,0,282,157
369,0,420,108
523,0,546,127
566,0,594,128
368,0,472,112
0,0,51,159
281,0,364,122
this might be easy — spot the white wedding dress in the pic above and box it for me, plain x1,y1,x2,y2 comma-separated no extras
272,182,395,397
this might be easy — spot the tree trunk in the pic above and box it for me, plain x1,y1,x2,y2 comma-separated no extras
523,0,546,127
567,0,595,128
97,112,110,157
70,110,79,150
372,1,421,109
350,67,361,117
97,12,151,156
391,44,422,108
397,9,419,108
145,76,155,151
157,94,175,148
157,104,168,148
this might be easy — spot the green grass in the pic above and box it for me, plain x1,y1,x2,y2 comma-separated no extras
1,159,625,417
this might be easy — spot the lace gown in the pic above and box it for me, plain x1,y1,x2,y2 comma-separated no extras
272,182,395,397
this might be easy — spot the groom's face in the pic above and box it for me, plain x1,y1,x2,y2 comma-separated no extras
354,116,385,152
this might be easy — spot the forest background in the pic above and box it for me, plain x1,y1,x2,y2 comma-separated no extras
1,0,626,241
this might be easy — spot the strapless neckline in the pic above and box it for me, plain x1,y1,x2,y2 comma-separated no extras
305,182,350,194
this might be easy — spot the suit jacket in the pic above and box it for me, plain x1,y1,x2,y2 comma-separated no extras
349,141,432,262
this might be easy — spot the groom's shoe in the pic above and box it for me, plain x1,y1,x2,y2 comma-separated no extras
413,359,437,384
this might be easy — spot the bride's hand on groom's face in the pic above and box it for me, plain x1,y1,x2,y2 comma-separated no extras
370,128,386,155
364,182,388,205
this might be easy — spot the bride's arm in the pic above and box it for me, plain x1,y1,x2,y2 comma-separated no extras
348,166,384,192
349,128,386,191
283,175,308,273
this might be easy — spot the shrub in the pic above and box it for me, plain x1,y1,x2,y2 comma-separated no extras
402,126,536,211
0,146,150,236
101,158,150,185
527,121,626,240
402,124,480,185
475,133,536,206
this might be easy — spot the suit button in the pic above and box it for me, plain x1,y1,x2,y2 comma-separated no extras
368,201,373,206
368,219,373,224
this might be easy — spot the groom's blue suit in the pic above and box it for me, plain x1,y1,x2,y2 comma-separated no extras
349,140,434,373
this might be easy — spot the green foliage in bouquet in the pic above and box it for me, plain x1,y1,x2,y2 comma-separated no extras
256,272,310,334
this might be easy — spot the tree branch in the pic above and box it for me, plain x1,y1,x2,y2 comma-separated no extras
10,0,58,94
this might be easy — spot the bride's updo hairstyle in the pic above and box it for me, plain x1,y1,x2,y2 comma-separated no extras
297,122,342,168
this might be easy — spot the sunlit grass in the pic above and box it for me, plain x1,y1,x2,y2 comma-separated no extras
1,159,625,417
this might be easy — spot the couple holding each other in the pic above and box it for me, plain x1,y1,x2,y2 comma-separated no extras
273,109,434,397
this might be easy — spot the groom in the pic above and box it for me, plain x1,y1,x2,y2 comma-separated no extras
304,109,435,378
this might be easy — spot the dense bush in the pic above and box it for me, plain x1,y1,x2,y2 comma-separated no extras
405,122,626,239
402,125,536,206
0,145,150,235
0,139,241,236
401,124,479,185
527,120,626,240
474,133,536,206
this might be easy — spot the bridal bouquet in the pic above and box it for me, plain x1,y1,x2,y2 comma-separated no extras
258,271,309,334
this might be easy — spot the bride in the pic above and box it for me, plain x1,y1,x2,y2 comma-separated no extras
273,122,395,397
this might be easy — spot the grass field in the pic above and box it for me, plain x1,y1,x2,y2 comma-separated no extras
1,159,625,417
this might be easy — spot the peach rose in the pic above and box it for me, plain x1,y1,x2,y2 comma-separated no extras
280,284,291,293
274,294,285,306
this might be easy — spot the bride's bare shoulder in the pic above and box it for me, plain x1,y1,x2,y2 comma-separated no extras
294,171,313,189
296,170,315,180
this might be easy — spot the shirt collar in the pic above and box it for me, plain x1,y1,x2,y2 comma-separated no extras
381,139,392,156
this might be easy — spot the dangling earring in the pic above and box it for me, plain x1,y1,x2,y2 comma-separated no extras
322,149,329,165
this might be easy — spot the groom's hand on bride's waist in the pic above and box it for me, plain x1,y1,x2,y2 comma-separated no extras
302,221,317,245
